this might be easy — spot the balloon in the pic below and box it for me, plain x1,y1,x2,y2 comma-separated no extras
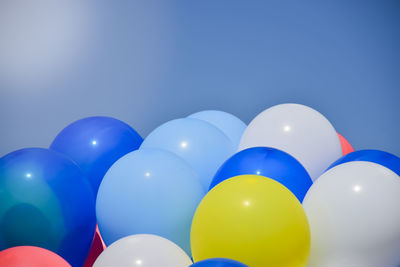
337,133,354,155
303,161,400,267
50,116,143,194
93,234,192,267
239,103,342,181
0,246,71,267
96,148,204,255
188,110,246,148
190,258,248,267
191,175,310,267
84,226,106,267
0,148,96,266
328,149,400,176
209,147,312,202
140,118,234,189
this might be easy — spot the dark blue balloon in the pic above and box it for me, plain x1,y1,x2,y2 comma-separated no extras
328,149,400,176
0,148,96,266
50,116,143,195
190,258,248,267
209,147,312,202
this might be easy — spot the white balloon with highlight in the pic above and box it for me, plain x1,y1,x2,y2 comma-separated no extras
239,103,342,181
93,234,192,267
303,161,400,267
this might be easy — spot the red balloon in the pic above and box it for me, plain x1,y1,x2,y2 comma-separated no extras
337,133,354,156
0,246,70,267
83,225,106,267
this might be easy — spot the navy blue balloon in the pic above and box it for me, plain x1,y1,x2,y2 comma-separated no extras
209,147,312,202
328,149,400,176
190,258,248,267
0,148,96,266
50,116,143,194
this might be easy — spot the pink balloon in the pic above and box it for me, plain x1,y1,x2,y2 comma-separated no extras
337,133,354,156
84,225,106,267
0,246,70,267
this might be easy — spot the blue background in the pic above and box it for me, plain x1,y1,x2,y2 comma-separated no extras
0,0,399,156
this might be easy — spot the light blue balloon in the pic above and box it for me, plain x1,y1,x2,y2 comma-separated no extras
140,118,235,189
188,110,247,148
96,148,204,255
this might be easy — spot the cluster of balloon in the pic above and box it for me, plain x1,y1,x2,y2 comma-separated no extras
1,104,399,267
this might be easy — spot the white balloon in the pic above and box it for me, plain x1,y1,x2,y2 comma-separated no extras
239,103,341,181
93,234,192,267
303,161,400,267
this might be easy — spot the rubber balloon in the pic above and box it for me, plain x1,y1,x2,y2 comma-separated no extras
84,226,106,267
96,148,204,255
303,161,400,267
93,234,192,267
328,149,400,176
0,246,71,267
210,147,312,202
188,110,246,148
239,104,342,181
50,116,143,194
190,258,248,267
0,148,96,266
140,118,234,189
191,175,310,267
337,133,354,155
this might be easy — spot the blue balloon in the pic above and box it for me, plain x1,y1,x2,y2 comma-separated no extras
188,110,247,148
328,149,400,176
50,116,143,195
140,118,234,190
96,148,205,255
210,147,312,202
0,148,96,266
190,258,248,267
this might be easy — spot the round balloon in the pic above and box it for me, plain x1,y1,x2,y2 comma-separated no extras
93,234,192,267
96,148,204,255
191,175,310,267
0,246,71,267
337,133,354,155
190,258,248,267
303,161,400,267
50,116,143,194
328,149,400,176
239,104,342,181
188,110,246,148
0,148,96,266
210,147,312,202
140,118,234,189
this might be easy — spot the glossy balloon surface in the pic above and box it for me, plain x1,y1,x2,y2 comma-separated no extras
0,246,71,267
96,148,204,255
191,175,310,267
239,104,342,181
328,149,400,176
93,234,192,267
188,110,246,148
190,258,248,267
0,148,96,266
303,161,400,267
210,147,312,202
141,118,234,189
50,116,143,194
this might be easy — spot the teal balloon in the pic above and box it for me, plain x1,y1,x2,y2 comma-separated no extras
140,118,234,189
188,110,246,148
96,148,205,255
0,148,96,267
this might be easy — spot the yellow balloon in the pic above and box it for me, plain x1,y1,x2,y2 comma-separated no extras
190,175,310,267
